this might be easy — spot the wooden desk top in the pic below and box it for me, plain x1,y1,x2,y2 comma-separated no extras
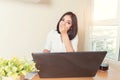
32,60,120,80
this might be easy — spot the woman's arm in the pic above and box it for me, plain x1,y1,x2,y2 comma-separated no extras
43,30,53,53
61,32,75,52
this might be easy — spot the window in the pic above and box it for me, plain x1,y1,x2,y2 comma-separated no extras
91,0,120,61
94,0,118,21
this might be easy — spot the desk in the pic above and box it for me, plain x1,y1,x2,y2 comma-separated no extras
32,60,120,80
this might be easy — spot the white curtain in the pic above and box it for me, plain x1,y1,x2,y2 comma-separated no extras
78,0,94,51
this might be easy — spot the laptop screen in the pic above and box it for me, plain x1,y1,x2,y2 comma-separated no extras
32,51,107,78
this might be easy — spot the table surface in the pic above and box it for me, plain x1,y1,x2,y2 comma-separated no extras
32,60,120,80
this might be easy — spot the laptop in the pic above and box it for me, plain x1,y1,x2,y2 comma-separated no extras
32,51,107,78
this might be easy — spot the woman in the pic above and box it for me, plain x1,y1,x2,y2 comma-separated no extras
43,11,78,52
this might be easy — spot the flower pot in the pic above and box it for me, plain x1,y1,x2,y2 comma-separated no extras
2,75,24,80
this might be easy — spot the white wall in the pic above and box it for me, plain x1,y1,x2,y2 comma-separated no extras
0,0,86,60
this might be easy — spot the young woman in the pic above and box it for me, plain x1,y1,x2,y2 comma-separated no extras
43,11,78,52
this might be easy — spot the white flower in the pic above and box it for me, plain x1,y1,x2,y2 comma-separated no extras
0,57,39,77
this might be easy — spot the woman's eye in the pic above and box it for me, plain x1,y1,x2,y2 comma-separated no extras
67,22,71,24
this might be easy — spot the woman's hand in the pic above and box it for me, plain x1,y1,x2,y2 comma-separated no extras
43,49,50,53
59,24,74,52
59,24,69,35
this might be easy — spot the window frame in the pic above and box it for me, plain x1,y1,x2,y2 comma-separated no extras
92,0,120,61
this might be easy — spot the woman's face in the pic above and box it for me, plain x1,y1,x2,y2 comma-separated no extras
59,15,72,31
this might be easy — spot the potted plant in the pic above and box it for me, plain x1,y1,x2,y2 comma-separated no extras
0,57,38,80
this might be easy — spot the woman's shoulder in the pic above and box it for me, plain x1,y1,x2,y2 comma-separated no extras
47,29,58,39
48,29,58,34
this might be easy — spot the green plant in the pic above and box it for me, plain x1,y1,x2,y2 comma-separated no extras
0,57,38,77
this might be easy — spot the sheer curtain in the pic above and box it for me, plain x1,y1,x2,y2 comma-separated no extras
77,0,94,51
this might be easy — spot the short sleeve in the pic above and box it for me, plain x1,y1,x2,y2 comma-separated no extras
71,34,78,51
44,30,53,50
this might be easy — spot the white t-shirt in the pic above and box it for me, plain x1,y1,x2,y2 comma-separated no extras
44,29,78,52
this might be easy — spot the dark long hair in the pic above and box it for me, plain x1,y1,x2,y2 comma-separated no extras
56,12,78,40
